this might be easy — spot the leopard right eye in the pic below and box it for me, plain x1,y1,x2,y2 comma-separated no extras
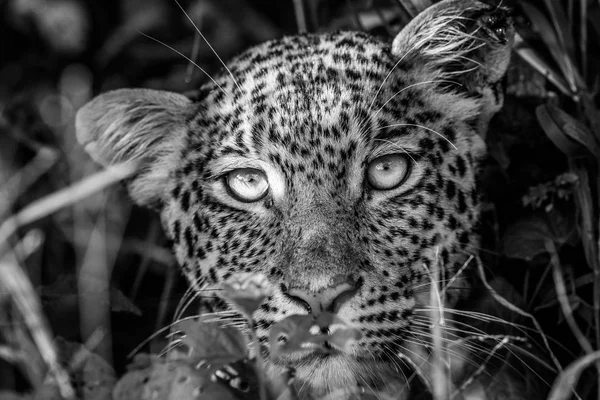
224,168,269,202
366,154,410,190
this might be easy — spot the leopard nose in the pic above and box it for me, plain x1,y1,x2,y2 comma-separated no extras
287,281,358,314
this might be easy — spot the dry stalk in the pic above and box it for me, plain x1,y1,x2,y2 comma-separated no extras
0,233,74,398
0,162,138,259
475,259,563,373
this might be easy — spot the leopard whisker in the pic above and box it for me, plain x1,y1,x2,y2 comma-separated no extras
373,80,461,119
414,309,533,340
137,31,230,98
373,138,423,174
174,284,201,322
367,33,428,113
411,317,541,366
412,315,488,337
127,322,185,359
405,332,486,371
417,307,534,333
458,243,501,257
413,309,562,365
356,374,379,399
172,0,242,92
377,123,457,150
440,254,473,296
392,342,433,389
409,330,504,367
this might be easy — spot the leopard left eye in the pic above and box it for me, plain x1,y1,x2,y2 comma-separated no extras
224,168,269,202
366,154,410,190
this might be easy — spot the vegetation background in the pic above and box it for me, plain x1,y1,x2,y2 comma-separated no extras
0,0,599,399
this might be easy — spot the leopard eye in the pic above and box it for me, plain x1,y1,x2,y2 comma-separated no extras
225,168,269,202
366,154,410,190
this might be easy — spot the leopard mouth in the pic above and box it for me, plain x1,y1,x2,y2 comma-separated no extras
270,350,408,397
274,344,342,365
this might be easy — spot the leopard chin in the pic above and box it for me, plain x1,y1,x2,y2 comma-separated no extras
269,351,410,399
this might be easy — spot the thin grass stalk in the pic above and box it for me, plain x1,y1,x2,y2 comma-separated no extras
185,33,202,84
248,319,268,400
546,240,594,354
293,0,307,33
425,253,447,400
0,147,59,218
475,259,563,373
571,158,600,398
596,216,600,400
77,215,114,364
568,0,574,35
513,34,576,100
0,247,74,398
154,261,177,334
580,0,588,82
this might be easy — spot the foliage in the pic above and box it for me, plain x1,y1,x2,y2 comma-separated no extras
0,0,599,399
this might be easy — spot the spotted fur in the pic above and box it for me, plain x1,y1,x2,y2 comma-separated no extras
76,1,518,398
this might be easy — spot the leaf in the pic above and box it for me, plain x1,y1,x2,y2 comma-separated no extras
56,337,116,400
113,356,236,400
221,273,273,319
502,209,577,260
536,104,600,158
503,219,550,261
269,314,326,359
536,105,585,157
513,36,573,98
542,0,577,68
521,3,578,92
269,313,362,359
172,316,249,368
328,327,362,352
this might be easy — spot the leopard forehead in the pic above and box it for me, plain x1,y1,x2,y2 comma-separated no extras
176,31,481,197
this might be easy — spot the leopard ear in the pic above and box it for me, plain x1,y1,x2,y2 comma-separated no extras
392,0,514,134
76,88,192,207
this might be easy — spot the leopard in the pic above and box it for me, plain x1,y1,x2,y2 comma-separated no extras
75,1,535,398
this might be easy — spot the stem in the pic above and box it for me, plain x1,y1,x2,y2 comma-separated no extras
546,240,594,354
292,0,307,33
248,320,268,400
580,0,587,82
547,351,600,400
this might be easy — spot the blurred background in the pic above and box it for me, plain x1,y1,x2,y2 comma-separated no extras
1,0,599,398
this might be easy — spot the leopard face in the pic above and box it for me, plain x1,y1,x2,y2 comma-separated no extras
76,0,513,396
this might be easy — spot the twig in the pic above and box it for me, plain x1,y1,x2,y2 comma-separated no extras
451,337,509,398
248,320,268,400
547,351,600,400
0,235,74,399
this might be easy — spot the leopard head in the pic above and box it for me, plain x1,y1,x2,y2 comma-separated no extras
76,0,513,396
